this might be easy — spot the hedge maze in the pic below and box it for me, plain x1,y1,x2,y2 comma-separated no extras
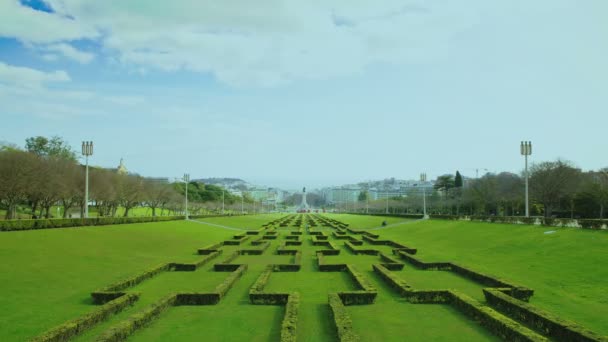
32,214,607,341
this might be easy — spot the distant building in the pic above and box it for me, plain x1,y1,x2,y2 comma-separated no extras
117,158,128,175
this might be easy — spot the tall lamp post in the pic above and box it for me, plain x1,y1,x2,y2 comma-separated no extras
420,173,428,218
521,141,532,217
385,192,389,214
183,173,190,219
81,141,93,218
222,190,225,215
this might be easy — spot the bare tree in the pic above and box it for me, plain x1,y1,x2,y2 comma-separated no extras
530,160,581,218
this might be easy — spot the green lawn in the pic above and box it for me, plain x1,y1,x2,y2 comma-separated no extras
0,213,606,341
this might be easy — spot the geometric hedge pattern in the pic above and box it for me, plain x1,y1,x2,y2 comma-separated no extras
32,214,606,342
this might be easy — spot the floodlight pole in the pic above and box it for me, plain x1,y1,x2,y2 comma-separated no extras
385,191,390,214
521,141,532,217
241,193,244,214
222,190,225,215
421,173,428,218
81,141,93,219
184,173,190,219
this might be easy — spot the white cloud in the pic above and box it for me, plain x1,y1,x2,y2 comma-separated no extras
0,0,97,43
0,61,70,88
41,43,95,64
0,0,491,86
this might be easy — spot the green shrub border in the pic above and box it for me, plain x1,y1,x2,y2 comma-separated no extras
484,289,608,342
373,264,547,341
280,293,300,342
31,293,139,342
328,293,360,342
393,251,533,301
1,216,185,232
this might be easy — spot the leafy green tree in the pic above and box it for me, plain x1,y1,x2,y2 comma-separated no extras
25,136,77,161
454,171,463,188
358,191,368,202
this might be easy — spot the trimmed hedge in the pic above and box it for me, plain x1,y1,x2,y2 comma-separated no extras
484,289,608,342
379,252,404,270
92,263,171,304
344,241,379,255
0,216,187,232
223,235,251,245
372,265,547,340
429,215,608,230
197,242,223,255
249,265,290,304
171,250,222,271
317,252,347,271
393,251,533,301
338,265,377,305
328,293,360,342
451,290,547,342
280,293,300,342
96,293,177,342
240,242,271,255
31,293,139,342
175,293,220,305
394,251,452,270
215,265,247,298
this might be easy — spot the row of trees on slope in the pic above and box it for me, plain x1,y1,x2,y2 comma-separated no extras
0,137,247,219
350,161,608,219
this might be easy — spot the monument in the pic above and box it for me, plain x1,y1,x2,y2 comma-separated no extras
298,187,309,211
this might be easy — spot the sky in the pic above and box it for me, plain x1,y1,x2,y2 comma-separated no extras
0,0,607,190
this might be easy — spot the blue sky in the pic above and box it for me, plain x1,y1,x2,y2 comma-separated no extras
1,1,607,189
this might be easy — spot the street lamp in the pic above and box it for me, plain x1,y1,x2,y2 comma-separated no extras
521,141,532,217
81,141,93,218
183,173,190,219
420,173,428,218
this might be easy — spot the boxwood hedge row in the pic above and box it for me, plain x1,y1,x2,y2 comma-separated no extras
170,250,222,271
92,263,172,304
96,293,178,342
31,293,139,342
328,293,360,342
0,216,186,232
373,264,547,340
393,251,533,301
280,293,300,342
483,289,608,342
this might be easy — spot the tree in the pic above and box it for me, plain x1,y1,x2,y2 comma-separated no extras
25,136,77,161
0,150,38,219
454,171,463,188
530,160,581,218
358,191,368,202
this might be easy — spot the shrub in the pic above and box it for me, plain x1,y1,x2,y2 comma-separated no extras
0,216,187,232
214,265,247,298
92,263,171,303
96,293,177,342
451,291,547,342
171,250,222,271
483,289,605,341
280,293,300,342
31,293,139,342
328,293,360,342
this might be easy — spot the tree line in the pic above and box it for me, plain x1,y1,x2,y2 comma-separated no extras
0,136,253,220
349,160,608,219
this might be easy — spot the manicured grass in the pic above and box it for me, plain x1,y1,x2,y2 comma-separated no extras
2,213,606,341
0,220,233,341
333,213,608,336
327,213,412,229
191,213,285,229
